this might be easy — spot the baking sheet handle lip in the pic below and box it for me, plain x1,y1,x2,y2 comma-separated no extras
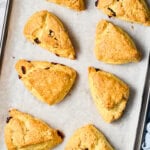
134,53,150,150
0,0,12,74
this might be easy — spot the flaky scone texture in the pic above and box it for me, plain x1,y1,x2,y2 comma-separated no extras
95,20,141,64
47,0,85,11
65,124,114,150
24,10,75,59
15,59,76,105
88,67,129,123
4,109,63,150
96,0,150,26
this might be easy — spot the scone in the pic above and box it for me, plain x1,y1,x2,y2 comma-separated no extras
96,0,150,26
15,59,76,105
47,0,85,11
65,124,114,150
95,20,141,64
24,10,75,59
88,67,129,123
5,109,63,150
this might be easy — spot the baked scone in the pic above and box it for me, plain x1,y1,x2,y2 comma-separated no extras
47,0,85,11
24,10,75,59
96,0,150,26
5,109,63,150
15,59,76,105
65,124,114,150
95,20,141,64
88,67,129,123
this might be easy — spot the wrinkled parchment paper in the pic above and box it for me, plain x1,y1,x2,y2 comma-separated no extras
0,0,150,149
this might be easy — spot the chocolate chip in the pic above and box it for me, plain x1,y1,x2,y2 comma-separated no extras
108,7,116,17
51,62,58,65
21,66,26,74
54,37,57,41
85,148,88,150
95,68,100,71
95,0,99,7
6,117,12,123
60,64,65,66
18,75,22,79
34,38,41,44
27,60,31,63
57,130,64,139
49,30,55,37
51,62,65,66
55,54,60,57
45,67,50,70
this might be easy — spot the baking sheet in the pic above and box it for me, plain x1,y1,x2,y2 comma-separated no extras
0,0,150,149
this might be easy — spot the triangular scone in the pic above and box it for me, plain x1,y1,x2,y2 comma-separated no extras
5,109,63,150
15,60,76,105
24,10,75,59
65,124,114,150
96,0,150,26
47,0,85,11
88,67,129,123
95,20,141,64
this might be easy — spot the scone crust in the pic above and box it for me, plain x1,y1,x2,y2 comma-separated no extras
95,20,141,64
47,0,85,11
24,10,75,59
88,67,129,123
65,124,114,150
5,109,63,150
15,59,76,105
96,0,150,25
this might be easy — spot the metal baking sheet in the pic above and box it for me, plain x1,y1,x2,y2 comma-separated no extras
0,0,150,149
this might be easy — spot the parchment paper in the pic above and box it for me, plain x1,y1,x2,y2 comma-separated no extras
0,0,150,149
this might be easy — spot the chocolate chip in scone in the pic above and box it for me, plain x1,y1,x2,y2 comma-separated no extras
85,148,89,150
54,37,57,41
6,117,12,123
49,30,55,37
95,68,101,72
51,62,58,65
95,0,99,7
55,54,60,57
60,64,65,66
21,66,26,74
108,8,116,17
57,130,65,139
27,60,31,63
18,75,22,79
45,67,50,70
34,38,41,44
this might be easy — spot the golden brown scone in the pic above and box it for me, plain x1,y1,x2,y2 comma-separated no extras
96,0,150,26
4,109,63,150
47,0,85,11
15,59,76,105
65,124,114,150
95,20,141,64
88,67,129,123
24,10,75,59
